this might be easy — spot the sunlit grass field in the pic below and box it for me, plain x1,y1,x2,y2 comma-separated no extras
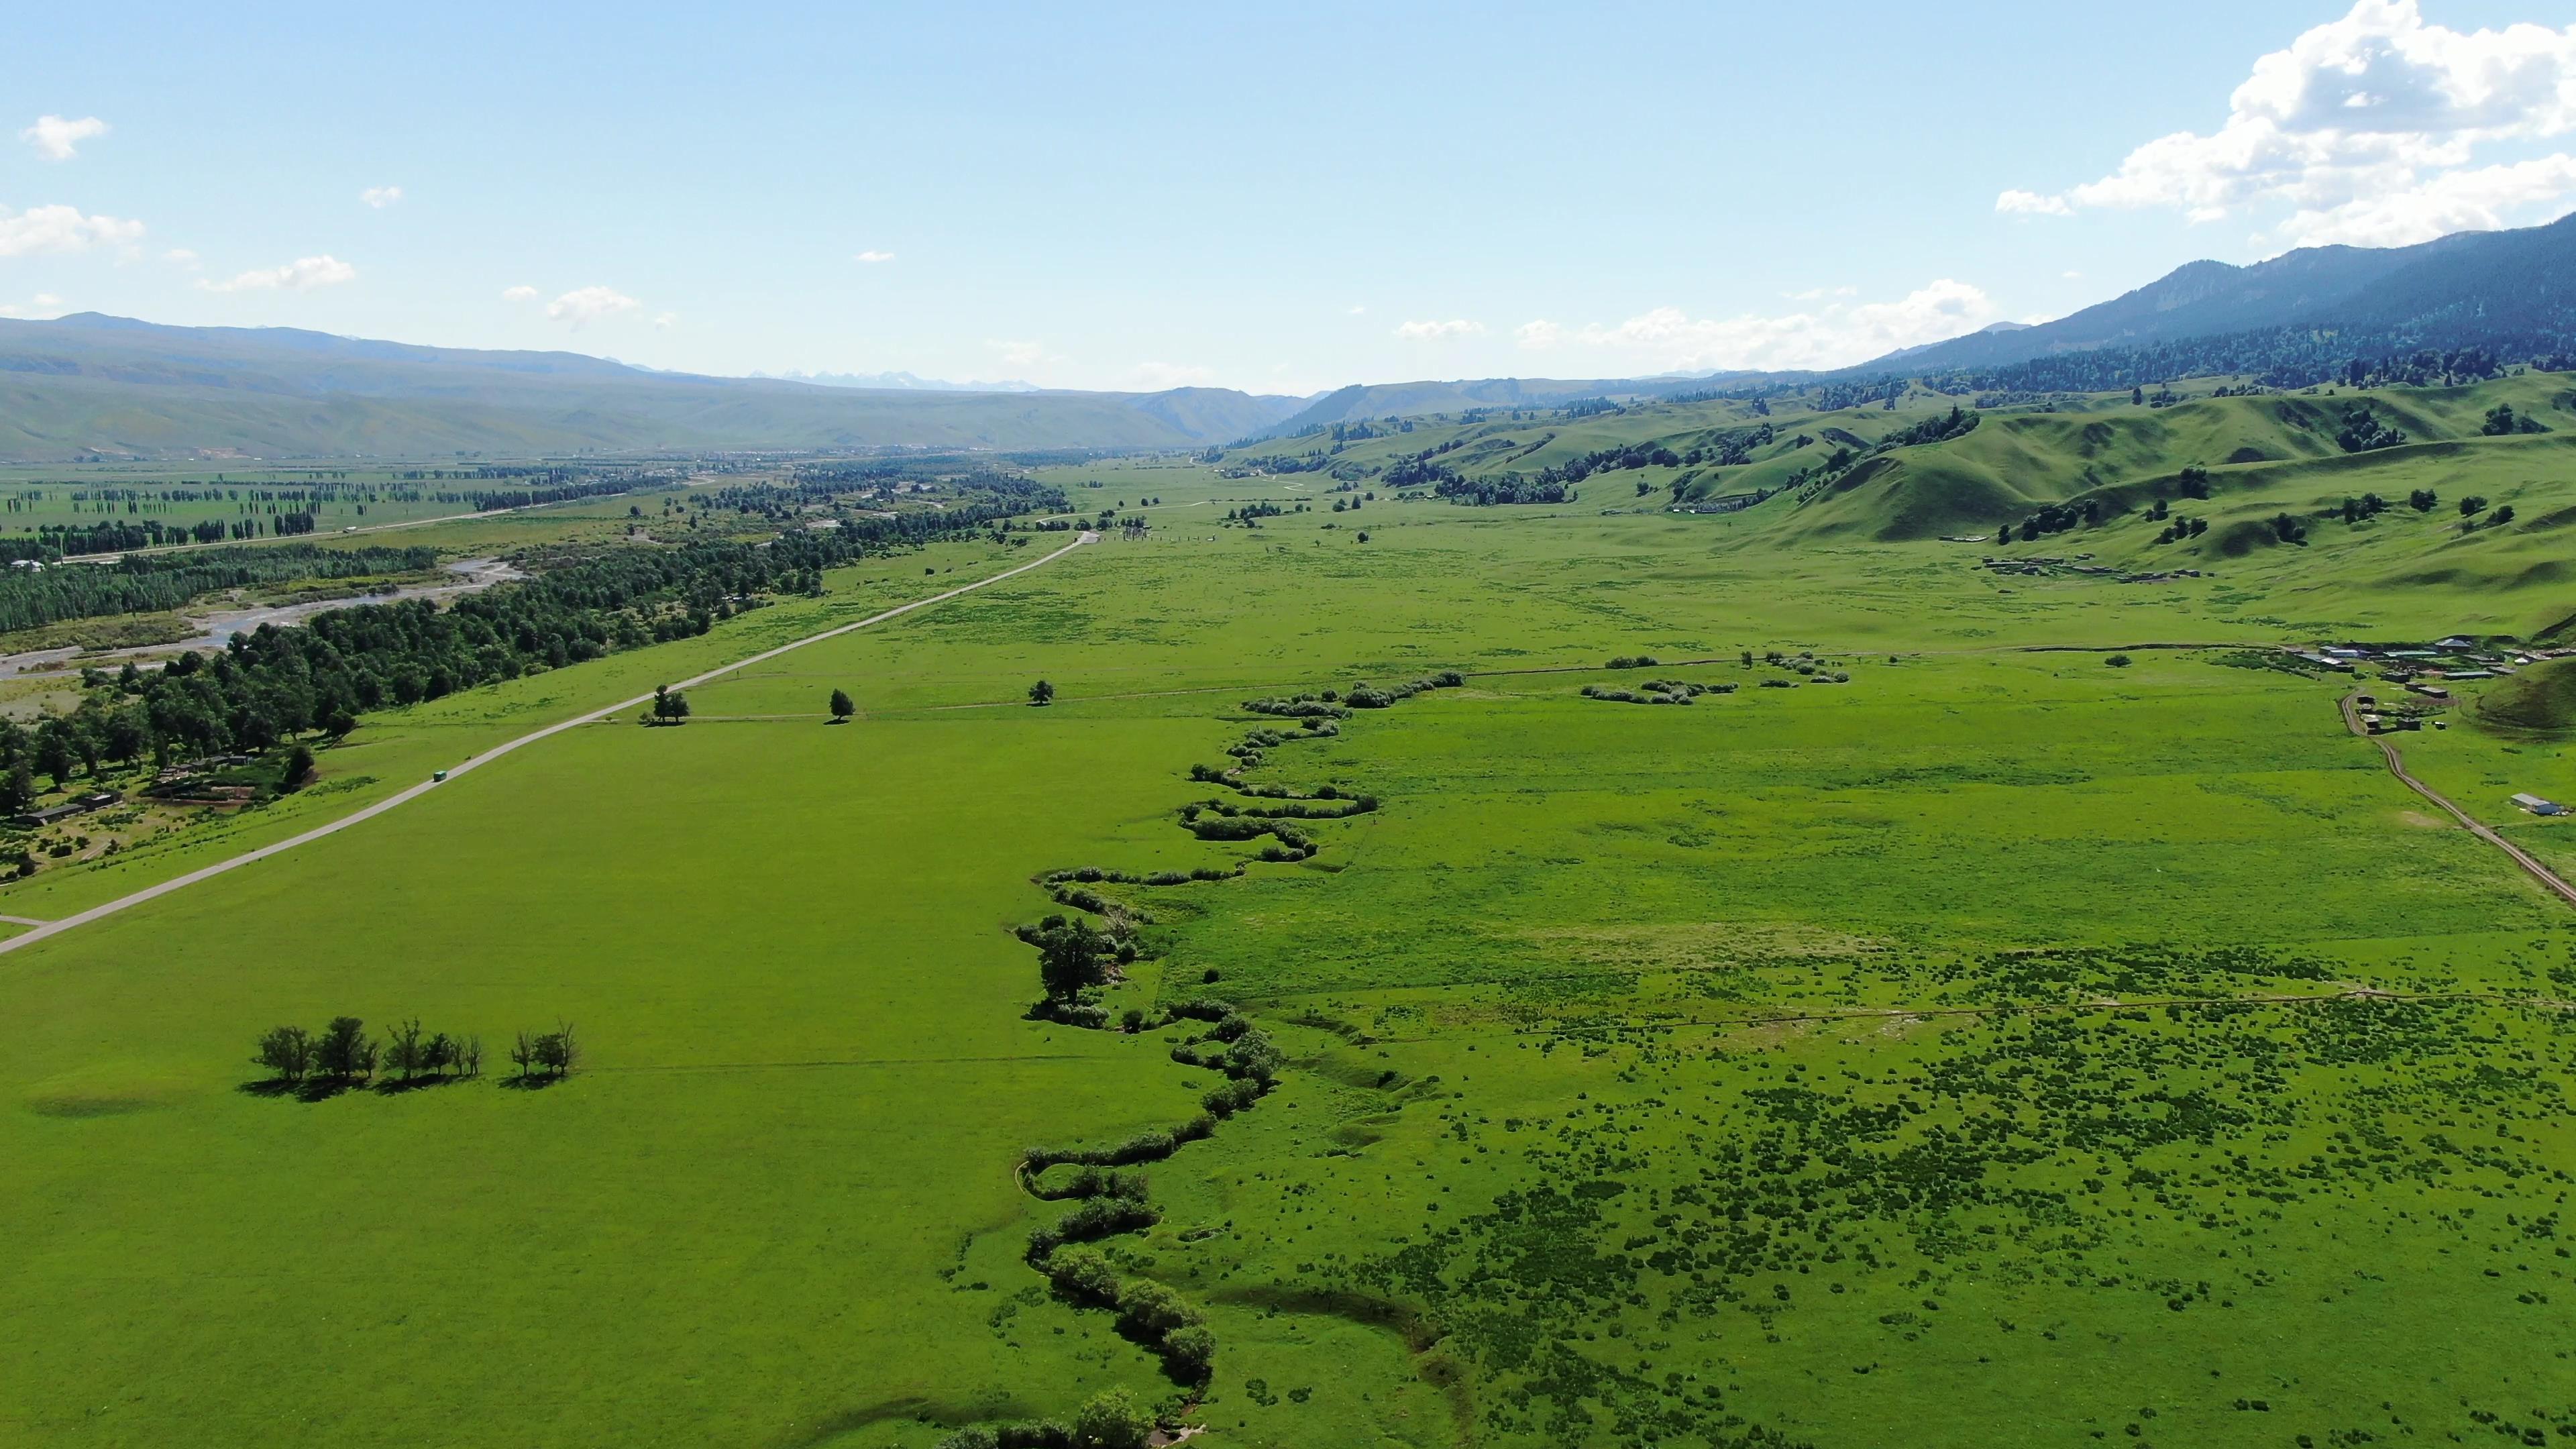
0,392,2572,1448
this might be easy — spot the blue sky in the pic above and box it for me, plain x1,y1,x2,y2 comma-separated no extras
4,1,2571,392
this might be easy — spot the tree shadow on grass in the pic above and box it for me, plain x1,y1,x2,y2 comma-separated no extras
372,1073,471,1096
495,1073,568,1091
237,1077,354,1104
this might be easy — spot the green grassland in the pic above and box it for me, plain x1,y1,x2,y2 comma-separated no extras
0,382,2573,1447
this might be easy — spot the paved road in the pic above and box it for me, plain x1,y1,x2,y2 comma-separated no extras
2341,691,2576,908
0,532,1097,957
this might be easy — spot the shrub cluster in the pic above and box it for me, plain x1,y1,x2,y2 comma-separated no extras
1582,679,1739,705
934,1387,1160,1449
1340,671,1464,709
1016,914,1137,1005
1241,696,1350,720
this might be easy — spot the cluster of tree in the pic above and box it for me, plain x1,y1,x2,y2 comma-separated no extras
2174,466,2214,500
1380,454,1462,489
1807,380,1912,412
2482,403,2549,435
443,476,667,514
1019,913,1138,1010
1562,397,1623,418
508,1022,582,1080
14,519,236,555
647,684,692,724
2153,515,2210,545
253,1014,491,1087
2337,493,2393,523
2335,405,2408,453
2268,512,2309,545
1905,330,2546,396
17,508,1040,773
1876,405,1983,450
0,544,435,634
2453,495,2516,528
1222,502,1287,525
1996,498,2103,543
1687,422,1776,468
1226,451,1337,476
1534,442,1681,488
1432,474,1572,506
934,1389,1163,1449
253,1016,579,1088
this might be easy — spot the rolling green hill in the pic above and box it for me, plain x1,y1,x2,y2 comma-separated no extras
2475,657,2576,736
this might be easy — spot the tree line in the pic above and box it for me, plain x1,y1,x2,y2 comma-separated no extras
253,1016,578,1089
0,544,437,634
15,500,1049,775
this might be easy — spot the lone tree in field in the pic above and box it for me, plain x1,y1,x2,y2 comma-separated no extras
828,688,855,723
651,684,692,724
254,1024,315,1084
1028,679,1056,706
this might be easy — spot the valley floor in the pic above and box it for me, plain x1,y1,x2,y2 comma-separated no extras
2,450,2573,1448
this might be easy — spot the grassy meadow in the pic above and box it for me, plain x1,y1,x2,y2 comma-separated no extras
0,377,2573,1447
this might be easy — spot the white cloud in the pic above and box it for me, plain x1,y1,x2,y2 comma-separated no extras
201,255,357,292
360,185,404,209
545,285,639,327
992,339,1053,368
1995,189,2074,216
501,284,539,302
0,293,66,320
1345,304,1367,315
1784,285,1860,301
163,248,199,268
1126,361,1215,390
2001,1,2576,246
651,311,678,329
1393,317,1483,340
20,115,107,162
0,203,146,258
853,249,895,263
1512,279,2001,373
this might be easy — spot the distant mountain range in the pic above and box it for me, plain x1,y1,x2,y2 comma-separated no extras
0,315,1311,460
752,368,1042,393
1851,209,2576,388
2,211,2569,461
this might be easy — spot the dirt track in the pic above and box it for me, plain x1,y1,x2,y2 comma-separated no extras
0,532,1097,957
2340,691,2576,908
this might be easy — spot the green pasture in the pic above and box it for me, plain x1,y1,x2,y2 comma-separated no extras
0,394,2572,1447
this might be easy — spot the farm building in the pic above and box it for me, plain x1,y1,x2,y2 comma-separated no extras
9,791,119,829
2512,794,2568,816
